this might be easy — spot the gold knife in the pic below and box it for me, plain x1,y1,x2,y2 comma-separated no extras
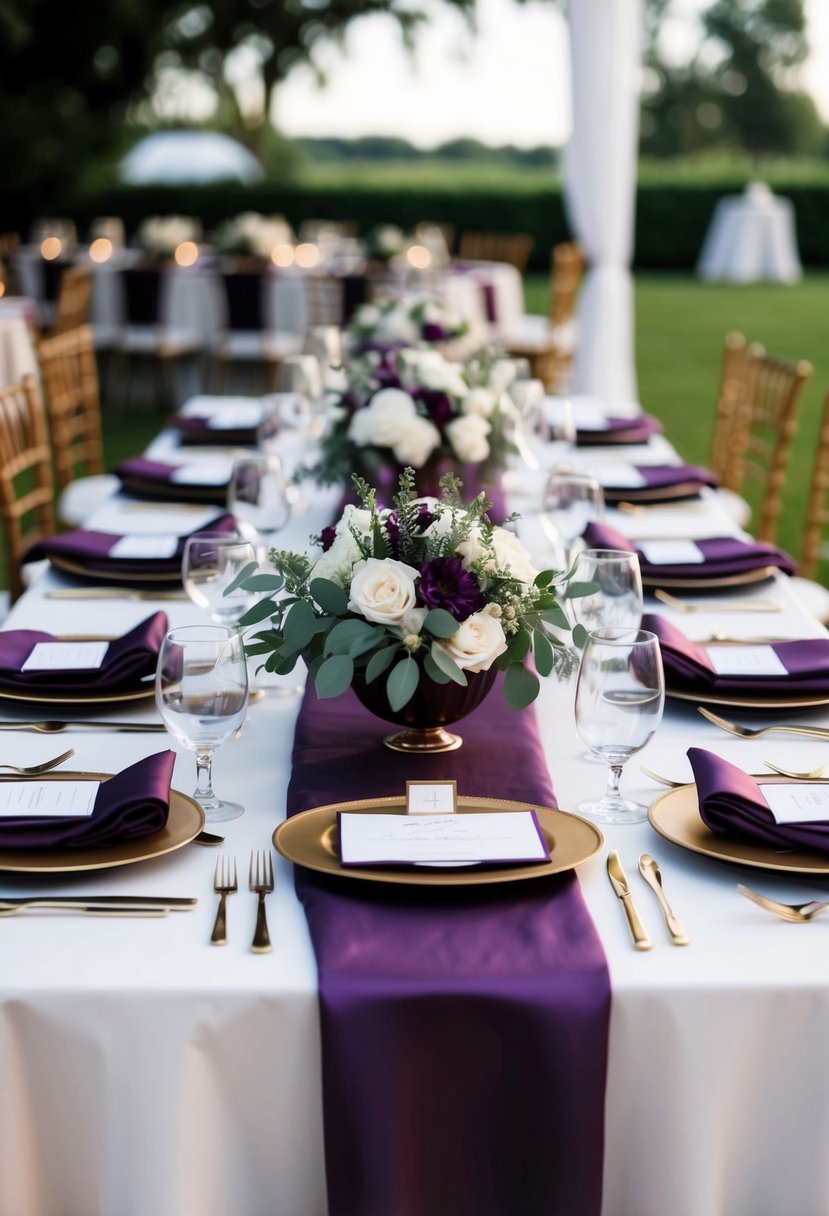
46,589,188,601
0,722,168,733
606,851,652,950
0,895,197,910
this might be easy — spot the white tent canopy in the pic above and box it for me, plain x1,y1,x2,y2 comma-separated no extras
119,130,264,184
565,0,642,404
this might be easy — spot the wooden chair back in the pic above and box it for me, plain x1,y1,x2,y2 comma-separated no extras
725,343,812,544
457,231,534,274
38,324,104,494
548,241,584,327
0,376,56,600
709,332,749,486
52,265,92,334
798,389,829,580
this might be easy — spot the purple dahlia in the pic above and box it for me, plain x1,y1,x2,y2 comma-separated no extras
417,557,484,621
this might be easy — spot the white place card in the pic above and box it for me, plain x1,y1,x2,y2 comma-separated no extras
179,395,260,418
593,463,647,489
21,641,109,672
169,459,232,486
406,781,457,815
704,645,788,677
338,811,550,867
108,533,179,560
0,780,100,819
638,540,705,566
759,782,829,825
207,405,264,430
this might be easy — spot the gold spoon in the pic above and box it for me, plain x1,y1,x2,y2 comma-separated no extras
638,855,690,945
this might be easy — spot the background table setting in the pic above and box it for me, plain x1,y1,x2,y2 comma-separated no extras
4,353,829,1216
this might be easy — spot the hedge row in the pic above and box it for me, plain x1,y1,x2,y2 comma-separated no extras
29,177,829,272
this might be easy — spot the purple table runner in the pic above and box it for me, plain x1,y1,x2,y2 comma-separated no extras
287,680,610,1216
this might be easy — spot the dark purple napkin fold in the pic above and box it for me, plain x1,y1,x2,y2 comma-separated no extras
643,612,829,695
0,750,175,849
113,456,231,503
0,612,167,695
576,414,663,446
689,746,829,855
287,678,610,1216
25,514,237,577
583,522,795,579
599,463,718,501
175,410,278,447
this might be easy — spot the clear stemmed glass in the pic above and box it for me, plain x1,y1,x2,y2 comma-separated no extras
227,453,292,560
181,532,259,627
541,469,604,567
565,549,643,635
574,627,665,824
155,625,249,822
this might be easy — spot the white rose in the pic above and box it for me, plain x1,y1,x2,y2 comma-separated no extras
338,505,373,540
348,389,417,449
487,359,520,395
445,414,491,463
462,387,497,418
455,527,487,568
377,310,419,343
355,303,381,328
437,606,508,673
490,528,538,585
391,415,442,468
347,407,377,447
348,558,419,625
400,606,428,636
310,530,363,587
418,360,468,397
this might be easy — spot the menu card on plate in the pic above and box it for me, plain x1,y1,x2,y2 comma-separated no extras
21,641,109,672
108,534,180,560
338,810,550,867
0,780,100,819
759,783,829,825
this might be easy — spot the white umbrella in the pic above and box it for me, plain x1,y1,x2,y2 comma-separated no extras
119,130,264,184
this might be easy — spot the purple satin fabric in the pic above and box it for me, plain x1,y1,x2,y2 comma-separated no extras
600,463,718,503
0,750,175,849
113,456,231,503
287,679,610,1216
582,522,796,579
0,612,167,695
576,414,663,446
175,411,279,446
689,746,829,855
644,612,829,694
26,514,238,577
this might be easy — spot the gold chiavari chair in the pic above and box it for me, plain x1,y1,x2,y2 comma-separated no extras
0,375,56,601
50,264,92,335
708,331,749,486
501,241,584,391
798,390,829,582
37,324,116,524
457,230,535,274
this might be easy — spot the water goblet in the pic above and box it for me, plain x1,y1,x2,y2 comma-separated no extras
541,469,604,567
155,625,249,822
574,628,665,824
182,533,258,628
227,453,292,559
565,549,643,635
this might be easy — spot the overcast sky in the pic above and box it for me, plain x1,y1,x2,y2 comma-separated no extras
274,0,829,148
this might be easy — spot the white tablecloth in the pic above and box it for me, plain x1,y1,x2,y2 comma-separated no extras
697,185,802,284
0,303,39,387
2,418,829,1215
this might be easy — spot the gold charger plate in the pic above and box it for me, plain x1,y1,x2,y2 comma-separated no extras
666,686,829,710
0,771,204,873
603,481,705,504
0,634,156,705
648,780,829,875
50,554,183,584
274,795,603,887
643,566,778,591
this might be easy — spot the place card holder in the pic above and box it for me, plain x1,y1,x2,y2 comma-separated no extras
406,780,457,815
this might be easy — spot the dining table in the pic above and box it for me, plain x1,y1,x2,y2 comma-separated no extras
2,390,829,1216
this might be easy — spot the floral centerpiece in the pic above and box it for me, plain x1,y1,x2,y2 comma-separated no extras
238,471,575,750
304,346,522,494
348,296,470,351
363,224,409,263
137,214,201,260
213,211,294,260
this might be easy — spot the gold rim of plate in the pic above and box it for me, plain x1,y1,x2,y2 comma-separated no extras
667,686,829,710
648,780,829,875
604,481,704,503
274,796,604,887
50,555,183,584
0,770,204,872
643,566,777,591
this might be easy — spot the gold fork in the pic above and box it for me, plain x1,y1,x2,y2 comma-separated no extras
654,589,782,613
697,706,829,741
210,854,237,946
0,748,75,775
249,849,274,954
737,884,829,923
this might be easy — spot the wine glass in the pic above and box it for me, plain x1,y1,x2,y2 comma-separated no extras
574,628,665,824
181,533,258,627
541,470,604,567
227,453,292,559
565,549,643,634
155,625,249,822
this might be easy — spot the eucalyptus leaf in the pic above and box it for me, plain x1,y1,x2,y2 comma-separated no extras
423,652,452,685
364,644,400,684
310,577,349,615
507,629,531,663
428,641,468,686
314,654,354,699
238,598,280,627
503,662,540,710
223,560,261,596
283,599,319,650
238,573,284,593
423,607,460,639
533,629,555,677
540,604,571,630
325,617,376,655
566,580,600,599
572,623,589,650
386,655,420,711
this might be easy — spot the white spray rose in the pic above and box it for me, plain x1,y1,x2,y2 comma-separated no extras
348,389,418,449
348,558,420,625
462,387,498,418
445,414,491,463
391,416,442,468
437,606,508,673
489,528,538,585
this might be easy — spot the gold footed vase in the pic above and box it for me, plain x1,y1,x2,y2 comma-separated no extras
351,665,498,753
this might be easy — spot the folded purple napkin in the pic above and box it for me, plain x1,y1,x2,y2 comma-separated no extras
0,750,175,849
0,612,167,696
643,612,829,695
113,457,230,504
26,514,238,577
175,410,278,446
599,463,718,501
582,522,795,579
689,746,829,855
576,414,663,446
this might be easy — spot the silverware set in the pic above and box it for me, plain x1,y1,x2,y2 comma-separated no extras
606,850,690,949
210,851,274,951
